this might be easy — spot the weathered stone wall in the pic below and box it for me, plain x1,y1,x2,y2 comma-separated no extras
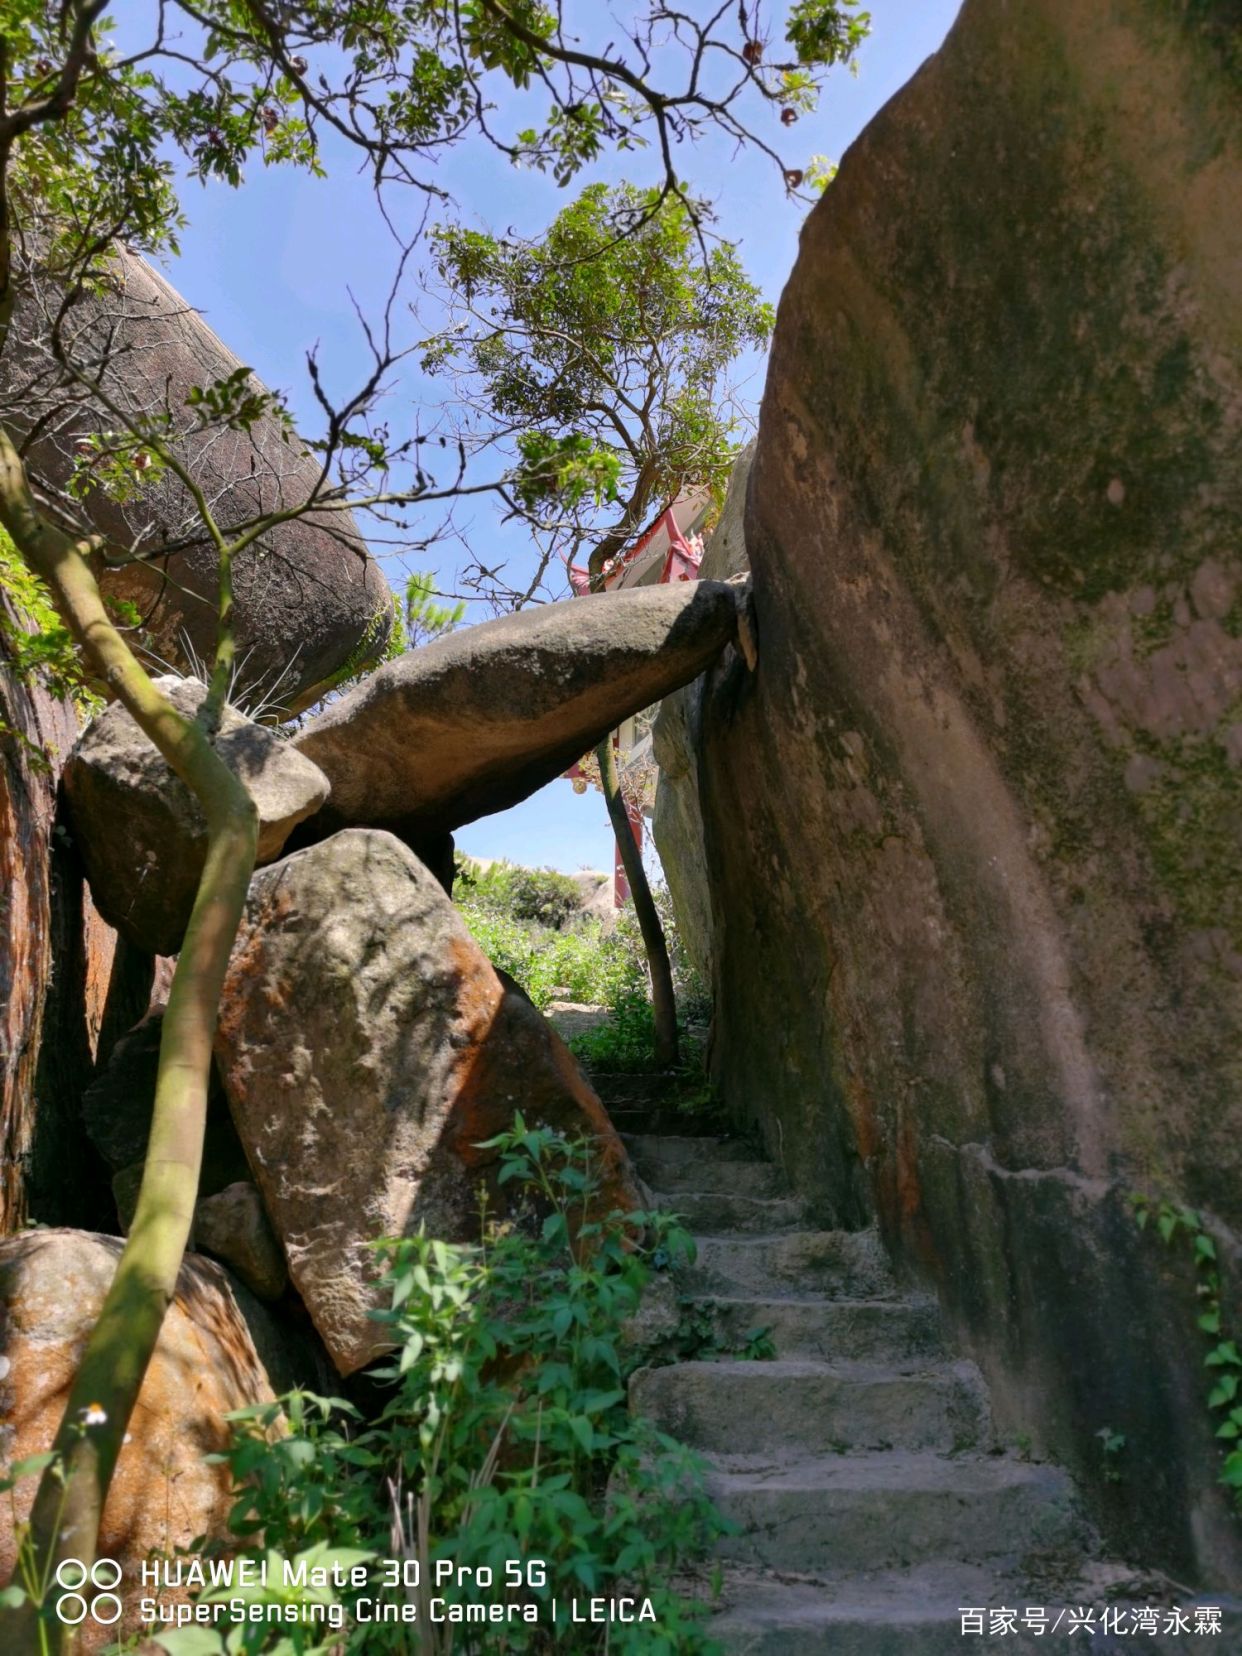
652,442,754,980
0,616,126,1233
697,0,1242,1583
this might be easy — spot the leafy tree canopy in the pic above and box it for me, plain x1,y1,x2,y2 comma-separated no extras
2,0,872,269
424,183,774,600
0,0,869,624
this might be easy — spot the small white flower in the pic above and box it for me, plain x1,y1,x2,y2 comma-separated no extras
81,1402,107,1427
0,1355,10,1380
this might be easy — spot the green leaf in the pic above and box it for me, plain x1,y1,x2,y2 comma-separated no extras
0,1452,58,1487
1209,1375,1239,1409
151,1630,227,1655
580,1389,626,1416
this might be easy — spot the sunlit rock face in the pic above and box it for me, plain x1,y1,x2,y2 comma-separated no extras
652,441,754,980
62,675,329,956
694,0,1242,1583
0,1230,311,1646
291,580,741,847
0,246,392,711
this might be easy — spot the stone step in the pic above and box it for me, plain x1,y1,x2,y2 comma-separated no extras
651,1189,808,1233
702,1567,1237,1656
689,1294,944,1362
680,1230,894,1300
631,1358,992,1456
624,1134,785,1196
624,1132,759,1163
705,1452,1086,1574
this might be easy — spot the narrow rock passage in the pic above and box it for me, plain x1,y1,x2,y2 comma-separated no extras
624,1132,1233,1654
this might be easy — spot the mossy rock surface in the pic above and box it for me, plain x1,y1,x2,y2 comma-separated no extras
696,0,1242,1582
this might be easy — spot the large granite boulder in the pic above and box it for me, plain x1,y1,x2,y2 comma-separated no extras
63,675,330,955
0,246,392,712
291,580,741,845
692,0,1242,1584
215,829,640,1374
652,443,754,979
0,1230,308,1639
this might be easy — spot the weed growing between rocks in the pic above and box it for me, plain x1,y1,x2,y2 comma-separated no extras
566,986,666,1076
659,1301,777,1367
150,1121,729,1655
0,1416,115,1649
461,877,709,1052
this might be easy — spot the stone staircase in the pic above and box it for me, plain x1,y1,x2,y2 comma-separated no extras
624,1131,1232,1654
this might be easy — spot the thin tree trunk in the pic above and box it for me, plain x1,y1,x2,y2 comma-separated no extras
0,429,258,1651
586,454,660,591
595,733,678,1069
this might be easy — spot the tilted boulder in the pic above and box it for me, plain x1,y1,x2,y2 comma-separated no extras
63,675,330,955
291,581,741,845
0,1230,312,1639
693,0,1242,1580
0,245,392,711
214,829,640,1374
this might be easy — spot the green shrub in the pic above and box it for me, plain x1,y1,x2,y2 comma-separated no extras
155,1122,727,1655
457,858,584,931
0,527,102,716
564,986,659,1074
456,861,713,1080
457,903,646,1013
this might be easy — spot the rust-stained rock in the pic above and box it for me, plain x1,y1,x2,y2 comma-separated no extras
693,0,1242,1583
0,246,392,712
1,615,78,1233
63,675,330,956
0,1229,306,1642
1,606,123,1234
215,829,639,1374
291,580,740,845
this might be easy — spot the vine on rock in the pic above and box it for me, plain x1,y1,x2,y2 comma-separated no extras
1131,1195,1242,1512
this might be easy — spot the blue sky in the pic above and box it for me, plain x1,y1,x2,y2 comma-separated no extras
133,1,962,873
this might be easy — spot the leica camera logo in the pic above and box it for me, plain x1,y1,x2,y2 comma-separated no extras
53,1558,123,1626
